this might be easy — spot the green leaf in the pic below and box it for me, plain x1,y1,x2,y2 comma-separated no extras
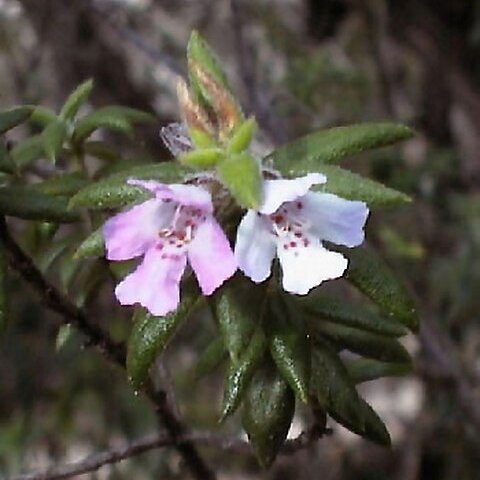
69,162,190,210
91,106,155,125
11,135,45,169
267,296,310,403
212,275,261,362
36,237,72,272
42,119,67,163
126,284,201,387
30,106,58,126
189,129,216,149
221,328,267,420
60,79,94,121
179,148,225,168
310,340,365,431
74,227,105,260
242,362,295,468
301,293,407,337
217,153,262,209
314,165,411,206
74,260,108,308
0,245,8,336
192,336,226,380
59,254,85,291
34,172,90,197
0,106,33,135
346,358,411,384
266,123,413,172
333,396,391,446
314,320,411,363
227,117,257,154
187,30,230,92
343,246,418,331
0,187,79,223
0,143,16,174
73,110,132,143
83,141,122,162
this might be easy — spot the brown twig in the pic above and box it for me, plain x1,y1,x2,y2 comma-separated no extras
7,425,329,480
0,217,215,480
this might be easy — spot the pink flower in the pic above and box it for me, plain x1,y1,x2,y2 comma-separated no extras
104,179,237,316
234,173,369,295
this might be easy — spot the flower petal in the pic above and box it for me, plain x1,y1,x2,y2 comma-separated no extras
260,173,326,215
115,247,187,316
169,184,213,212
127,178,171,197
302,192,369,247
104,199,165,261
188,217,237,295
277,238,347,294
128,179,213,212
235,210,276,283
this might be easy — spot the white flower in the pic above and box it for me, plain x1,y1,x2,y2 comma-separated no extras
234,173,369,294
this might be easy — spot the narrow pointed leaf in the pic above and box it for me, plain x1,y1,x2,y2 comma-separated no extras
311,340,365,431
221,329,267,419
30,106,58,126
127,284,201,387
0,143,16,174
242,362,295,468
74,227,105,260
267,297,310,403
180,147,225,168
227,117,257,154
343,246,418,331
91,106,156,125
0,187,79,222
60,255,85,291
74,260,108,308
60,79,94,120
34,172,90,197
192,336,226,380
266,123,413,172
301,293,407,337
11,134,45,169
187,30,230,92
73,111,132,143
69,163,191,210
213,276,262,362
313,165,411,206
0,106,33,134
37,237,72,273
42,119,67,163
83,141,122,162
335,396,391,446
346,358,411,384
217,153,262,209
314,320,411,363
190,63,242,139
